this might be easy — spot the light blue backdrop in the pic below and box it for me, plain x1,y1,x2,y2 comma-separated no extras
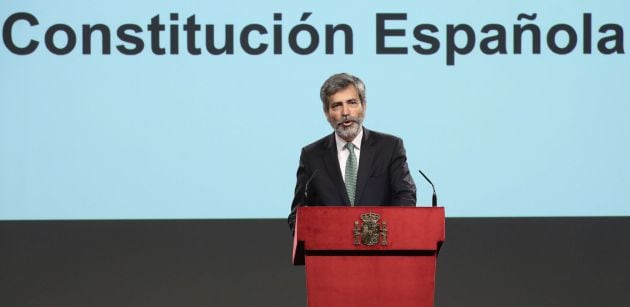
1,1,628,219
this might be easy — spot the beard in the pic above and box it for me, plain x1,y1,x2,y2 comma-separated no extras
328,113,365,141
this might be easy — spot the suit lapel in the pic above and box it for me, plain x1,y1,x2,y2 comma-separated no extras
355,128,375,205
321,133,351,205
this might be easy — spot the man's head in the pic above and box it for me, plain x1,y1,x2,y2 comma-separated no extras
320,73,367,142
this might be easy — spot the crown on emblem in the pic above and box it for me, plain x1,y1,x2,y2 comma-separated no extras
360,212,380,223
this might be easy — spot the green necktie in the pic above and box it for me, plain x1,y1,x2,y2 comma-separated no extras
344,142,358,206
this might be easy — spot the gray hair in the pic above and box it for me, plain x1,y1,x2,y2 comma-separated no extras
320,73,366,112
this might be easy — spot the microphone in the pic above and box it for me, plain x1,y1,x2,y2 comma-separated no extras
417,169,437,207
304,169,319,206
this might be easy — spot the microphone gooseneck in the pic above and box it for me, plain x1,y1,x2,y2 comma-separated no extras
304,169,319,206
417,169,437,207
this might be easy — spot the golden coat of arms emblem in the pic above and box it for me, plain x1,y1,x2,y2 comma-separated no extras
353,212,388,246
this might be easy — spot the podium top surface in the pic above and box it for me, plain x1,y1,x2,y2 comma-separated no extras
294,206,445,256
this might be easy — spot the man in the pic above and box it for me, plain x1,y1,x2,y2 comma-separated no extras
288,73,416,232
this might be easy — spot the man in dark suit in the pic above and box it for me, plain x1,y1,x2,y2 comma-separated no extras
288,73,416,232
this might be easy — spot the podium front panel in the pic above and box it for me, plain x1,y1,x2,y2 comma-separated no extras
305,255,437,307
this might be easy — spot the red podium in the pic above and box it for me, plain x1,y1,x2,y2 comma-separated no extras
292,206,445,307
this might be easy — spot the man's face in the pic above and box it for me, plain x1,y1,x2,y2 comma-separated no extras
325,85,366,142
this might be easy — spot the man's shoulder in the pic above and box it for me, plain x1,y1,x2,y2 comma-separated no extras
299,128,405,155
301,133,334,153
364,128,404,146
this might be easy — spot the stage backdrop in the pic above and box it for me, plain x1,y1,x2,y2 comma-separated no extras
1,0,628,220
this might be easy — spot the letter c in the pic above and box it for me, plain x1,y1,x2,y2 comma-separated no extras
3,12,39,55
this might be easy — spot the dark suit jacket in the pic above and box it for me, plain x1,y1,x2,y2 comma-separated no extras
288,128,416,231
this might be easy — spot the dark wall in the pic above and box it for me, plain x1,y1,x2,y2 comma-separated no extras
1,218,629,307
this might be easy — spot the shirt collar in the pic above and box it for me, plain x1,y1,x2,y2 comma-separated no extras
334,127,363,154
